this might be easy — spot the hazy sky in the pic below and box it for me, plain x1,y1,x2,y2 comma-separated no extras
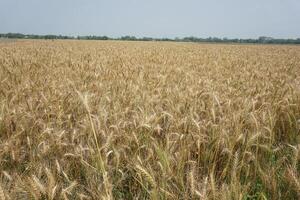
1,0,300,39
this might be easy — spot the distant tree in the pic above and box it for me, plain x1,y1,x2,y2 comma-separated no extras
120,36,137,41
1,33,300,44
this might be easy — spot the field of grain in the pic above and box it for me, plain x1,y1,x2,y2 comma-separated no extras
0,40,300,199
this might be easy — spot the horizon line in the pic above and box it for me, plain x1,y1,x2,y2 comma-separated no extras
1,32,300,40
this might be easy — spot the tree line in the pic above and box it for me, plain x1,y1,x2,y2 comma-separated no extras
1,33,300,44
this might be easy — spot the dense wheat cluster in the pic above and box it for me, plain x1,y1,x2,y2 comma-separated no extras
0,40,300,199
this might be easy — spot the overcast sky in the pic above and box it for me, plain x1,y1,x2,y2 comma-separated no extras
0,0,300,39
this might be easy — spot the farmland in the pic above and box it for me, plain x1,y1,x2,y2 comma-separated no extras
0,40,300,199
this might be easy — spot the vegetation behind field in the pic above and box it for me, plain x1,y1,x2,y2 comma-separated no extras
1,33,300,44
0,40,300,199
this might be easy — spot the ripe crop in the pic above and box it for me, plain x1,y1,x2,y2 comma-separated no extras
0,40,300,199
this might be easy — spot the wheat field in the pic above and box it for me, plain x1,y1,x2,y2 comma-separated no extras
0,40,300,199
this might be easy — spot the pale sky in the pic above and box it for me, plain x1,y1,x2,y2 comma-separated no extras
1,0,300,39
